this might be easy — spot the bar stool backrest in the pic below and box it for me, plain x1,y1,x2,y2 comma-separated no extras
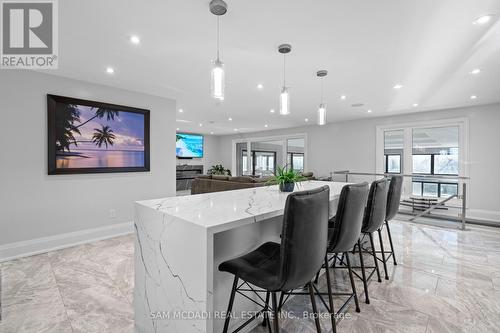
328,182,369,253
386,176,403,221
279,185,330,291
362,178,389,234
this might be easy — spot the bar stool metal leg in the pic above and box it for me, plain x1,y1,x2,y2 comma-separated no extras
368,233,382,283
223,276,239,333
345,252,361,312
378,229,389,280
357,239,370,304
271,292,280,333
323,256,336,333
307,283,322,333
386,221,397,265
262,291,271,328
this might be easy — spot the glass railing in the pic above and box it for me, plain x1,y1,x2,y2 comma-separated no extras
331,170,470,230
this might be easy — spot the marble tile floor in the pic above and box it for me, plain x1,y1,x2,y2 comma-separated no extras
1,220,500,333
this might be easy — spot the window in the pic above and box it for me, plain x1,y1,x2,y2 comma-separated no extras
412,181,458,198
254,151,275,177
378,121,467,201
412,155,432,174
233,134,307,177
383,130,403,174
411,126,459,198
434,154,459,175
384,154,401,173
287,153,304,172
241,150,276,177
287,138,305,172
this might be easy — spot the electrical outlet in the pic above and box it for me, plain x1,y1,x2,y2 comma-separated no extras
109,209,117,218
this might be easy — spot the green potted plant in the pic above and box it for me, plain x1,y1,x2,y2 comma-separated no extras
267,165,305,192
208,164,232,176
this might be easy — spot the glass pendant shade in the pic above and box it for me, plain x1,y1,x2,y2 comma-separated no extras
279,87,290,115
211,59,225,101
318,103,326,125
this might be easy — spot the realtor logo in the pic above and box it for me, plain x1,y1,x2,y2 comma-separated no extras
1,0,58,68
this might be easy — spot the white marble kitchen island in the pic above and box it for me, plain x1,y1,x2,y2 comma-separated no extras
134,181,348,333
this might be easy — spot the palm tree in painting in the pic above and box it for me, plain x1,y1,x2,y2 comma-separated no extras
56,104,81,152
92,125,116,148
71,108,120,130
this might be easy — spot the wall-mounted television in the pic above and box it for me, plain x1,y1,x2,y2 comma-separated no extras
176,133,204,158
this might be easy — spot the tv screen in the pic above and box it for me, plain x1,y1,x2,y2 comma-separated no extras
176,133,203,158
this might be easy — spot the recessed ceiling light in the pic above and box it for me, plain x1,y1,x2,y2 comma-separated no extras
470,95,477,100
130,35,140,44
210,131,214,135
199,123,203,127
270,109,275,113
234,128,238,131
228,117,232,121
340,95,346,100
176,127,179,131
393,84,403,89
257,84,264,90
106,67,114,74
367,109,372,113
178,108,184,113
473,15,492,25
412,103,419,107
470,68,481,75
264,124,268,128
304,118,309,122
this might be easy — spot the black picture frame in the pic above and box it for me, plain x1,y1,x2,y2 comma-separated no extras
47,94,150,175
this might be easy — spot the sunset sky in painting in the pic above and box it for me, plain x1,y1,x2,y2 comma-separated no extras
73,105,144,151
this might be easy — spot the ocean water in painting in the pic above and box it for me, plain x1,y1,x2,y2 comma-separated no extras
176,134,203,158
57,150,144,168
56,104,145,168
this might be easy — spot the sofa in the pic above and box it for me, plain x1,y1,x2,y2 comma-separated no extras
191,172,316,195
191,175,269,194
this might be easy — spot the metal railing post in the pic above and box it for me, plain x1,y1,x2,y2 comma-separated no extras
461,183,467,230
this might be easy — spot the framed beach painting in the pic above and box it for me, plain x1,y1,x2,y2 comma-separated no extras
47,94,150,175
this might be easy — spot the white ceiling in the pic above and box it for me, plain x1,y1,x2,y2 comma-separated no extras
45,0,500,135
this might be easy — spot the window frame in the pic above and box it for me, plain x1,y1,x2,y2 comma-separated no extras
375,118,469,200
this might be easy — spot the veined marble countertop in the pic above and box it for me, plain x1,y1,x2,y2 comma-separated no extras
136,181,348,232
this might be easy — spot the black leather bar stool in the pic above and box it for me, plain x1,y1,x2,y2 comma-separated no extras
384,176,403,266
355,178,388,304
219,186,331,333
320,182,369,333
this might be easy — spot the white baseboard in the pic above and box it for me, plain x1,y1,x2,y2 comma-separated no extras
0,221,133,262
468,209,500,223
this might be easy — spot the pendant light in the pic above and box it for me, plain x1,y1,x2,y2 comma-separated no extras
317,70,327,125
278,44,292,115
209,0,227,102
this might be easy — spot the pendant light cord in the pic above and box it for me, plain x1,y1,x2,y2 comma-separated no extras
321,77,324,103
283,54,286,87
216,16,220,60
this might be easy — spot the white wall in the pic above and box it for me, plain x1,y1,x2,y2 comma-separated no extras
0,71,176,259
216,104,500,222
176,134,221,174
